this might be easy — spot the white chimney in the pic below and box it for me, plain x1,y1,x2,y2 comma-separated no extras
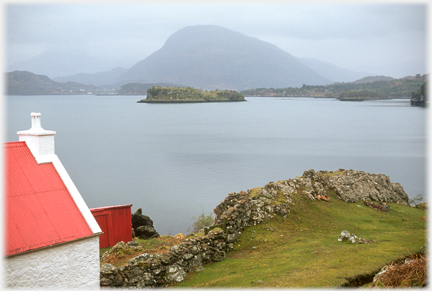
17,112,56,158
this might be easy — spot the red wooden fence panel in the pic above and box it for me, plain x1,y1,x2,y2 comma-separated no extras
90,205,132,249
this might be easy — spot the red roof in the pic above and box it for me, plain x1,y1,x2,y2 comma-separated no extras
4,141,94,256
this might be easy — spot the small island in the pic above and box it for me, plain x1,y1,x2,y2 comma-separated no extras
137,86,246,103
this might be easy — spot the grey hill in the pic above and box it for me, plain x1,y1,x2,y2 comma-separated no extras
118,25,332,90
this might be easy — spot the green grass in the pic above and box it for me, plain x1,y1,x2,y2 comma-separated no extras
173,190,426,288
100,246,112,259
100,236,186,267
100,237,167,258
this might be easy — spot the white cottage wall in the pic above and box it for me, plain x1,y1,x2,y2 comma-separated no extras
4,236,100,289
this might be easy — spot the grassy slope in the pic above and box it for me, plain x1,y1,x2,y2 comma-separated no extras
173,186,426,288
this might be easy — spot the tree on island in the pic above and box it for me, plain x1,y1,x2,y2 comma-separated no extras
140,86,245,102
410,82,427,106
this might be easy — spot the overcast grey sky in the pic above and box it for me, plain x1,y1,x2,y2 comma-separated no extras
4,2,428,78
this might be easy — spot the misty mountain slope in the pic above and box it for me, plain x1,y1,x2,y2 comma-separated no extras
119,25,332,90
8,50,114,79
53,67,128,87
351,75,396,84
298,58,370,83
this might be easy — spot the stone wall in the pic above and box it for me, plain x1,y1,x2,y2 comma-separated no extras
100,169,410,288
100,228,227,287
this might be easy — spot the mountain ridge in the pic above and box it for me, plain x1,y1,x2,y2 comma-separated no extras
6,69,425,96
118,25,332,90
53,67,128,87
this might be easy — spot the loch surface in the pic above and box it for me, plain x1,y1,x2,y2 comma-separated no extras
6,96,427,235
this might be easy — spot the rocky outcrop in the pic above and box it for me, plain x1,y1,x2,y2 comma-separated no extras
297,169,409,205
338,230,359,243
337,230,377,244
131,208,160,239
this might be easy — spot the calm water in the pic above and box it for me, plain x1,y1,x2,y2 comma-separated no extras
5,96,427,235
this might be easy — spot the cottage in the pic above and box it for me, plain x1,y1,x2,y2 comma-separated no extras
4,112,102,289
